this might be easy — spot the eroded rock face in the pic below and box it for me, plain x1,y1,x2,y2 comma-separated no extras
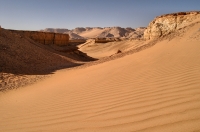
9,30,69,46
144,11,200,40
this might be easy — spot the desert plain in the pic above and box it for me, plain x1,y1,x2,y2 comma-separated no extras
0,11,200,132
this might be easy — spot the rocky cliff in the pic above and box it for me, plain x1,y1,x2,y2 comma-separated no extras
9,30,69,46
144,11,200,40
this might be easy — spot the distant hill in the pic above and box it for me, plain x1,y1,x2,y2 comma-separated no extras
40,27,146,40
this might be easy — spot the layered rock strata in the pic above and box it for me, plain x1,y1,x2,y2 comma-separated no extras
9,30,69,46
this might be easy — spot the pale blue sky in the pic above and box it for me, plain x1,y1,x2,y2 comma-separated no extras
0,0,199,30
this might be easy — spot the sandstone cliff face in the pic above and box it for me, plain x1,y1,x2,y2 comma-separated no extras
9,30,69,46
144,11,200,40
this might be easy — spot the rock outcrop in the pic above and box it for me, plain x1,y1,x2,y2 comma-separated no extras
95,37,122,43
68,39,87,45
144,11,200,40
9,30,69,46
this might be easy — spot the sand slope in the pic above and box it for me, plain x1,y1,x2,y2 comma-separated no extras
0,22,200,132
0,29,94,90
79,39,149,59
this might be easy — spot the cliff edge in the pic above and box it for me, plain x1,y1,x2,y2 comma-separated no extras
144,11,200,40
9,30,70,46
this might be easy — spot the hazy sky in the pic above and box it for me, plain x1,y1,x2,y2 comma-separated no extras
0,0,199,30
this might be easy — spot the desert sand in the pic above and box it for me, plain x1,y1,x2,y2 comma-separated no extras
0,13,200,132
79,39,149,59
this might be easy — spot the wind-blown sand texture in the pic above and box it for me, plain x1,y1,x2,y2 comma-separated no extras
0,17,200,132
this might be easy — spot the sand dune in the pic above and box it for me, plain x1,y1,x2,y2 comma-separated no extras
0,19,200,132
